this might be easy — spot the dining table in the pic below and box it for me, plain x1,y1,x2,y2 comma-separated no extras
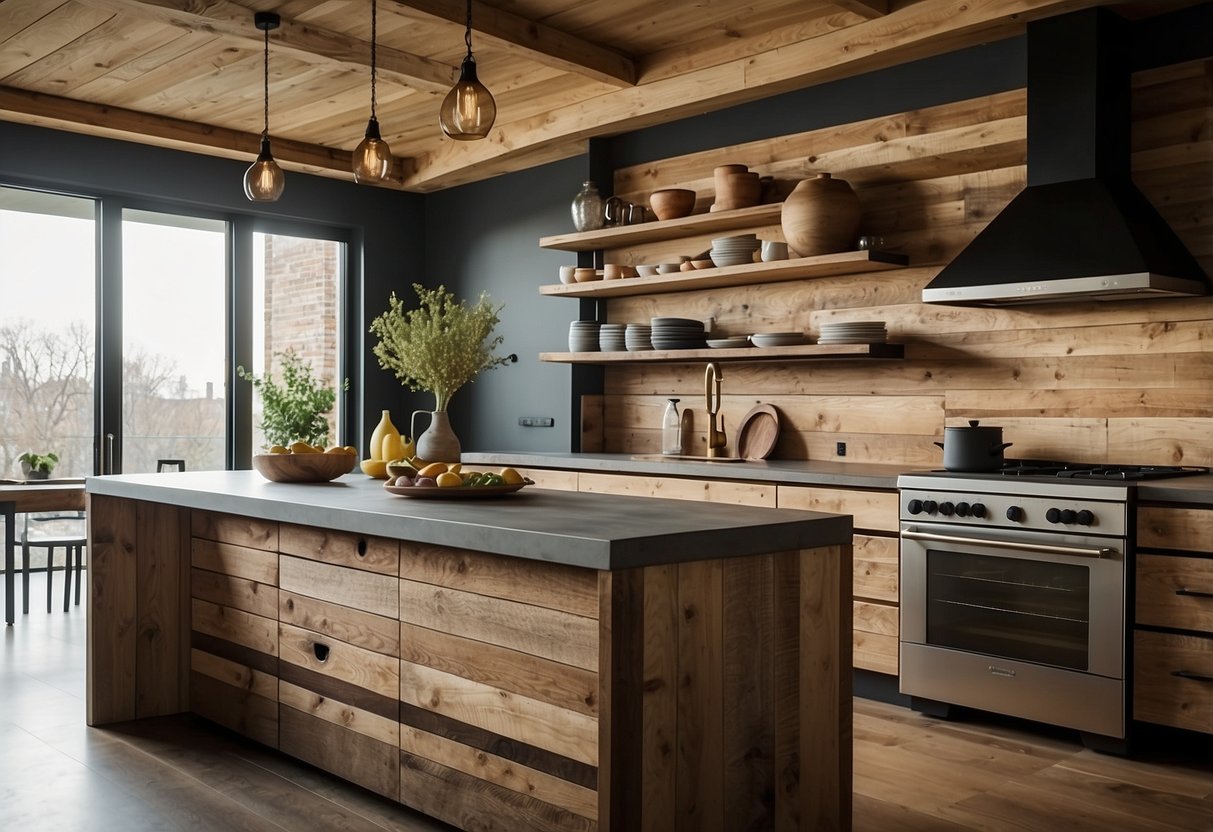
1,478,86,625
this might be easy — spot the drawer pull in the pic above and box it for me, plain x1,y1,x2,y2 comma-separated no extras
357,538,367,557
312,642,331,663
1175,587,1213,599
1171,669,1213,683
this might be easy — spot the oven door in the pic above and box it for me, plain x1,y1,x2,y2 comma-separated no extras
901,521,1124,678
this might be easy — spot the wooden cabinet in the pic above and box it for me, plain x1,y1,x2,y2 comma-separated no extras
1134,506,1213,735
780,484,900,675
188,511,280,748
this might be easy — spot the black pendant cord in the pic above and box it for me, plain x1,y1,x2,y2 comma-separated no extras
369,0,378,119
261,22,270,139
464,0,473,60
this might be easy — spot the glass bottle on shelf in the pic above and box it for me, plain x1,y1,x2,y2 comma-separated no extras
571,181,605,232
662,398,683,455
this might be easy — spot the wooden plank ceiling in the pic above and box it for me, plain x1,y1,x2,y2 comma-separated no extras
0,0,1203,192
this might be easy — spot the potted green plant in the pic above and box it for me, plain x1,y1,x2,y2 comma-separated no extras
237,349,348,450
369,283,509,462
19,451,59,480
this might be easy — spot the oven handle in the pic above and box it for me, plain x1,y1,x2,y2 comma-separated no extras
901,528,1118,559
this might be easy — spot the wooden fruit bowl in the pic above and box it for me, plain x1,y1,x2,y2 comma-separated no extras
252,452,356,483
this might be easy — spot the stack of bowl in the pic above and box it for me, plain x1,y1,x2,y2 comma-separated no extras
710,234,760,267
569,321,601,352
625,323,653,351
599,323,627,352
818,321,888,344
650,317,707,350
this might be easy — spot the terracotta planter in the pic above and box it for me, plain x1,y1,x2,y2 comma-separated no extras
780,172,861,257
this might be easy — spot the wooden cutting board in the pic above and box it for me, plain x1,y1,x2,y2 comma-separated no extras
735,404,780,460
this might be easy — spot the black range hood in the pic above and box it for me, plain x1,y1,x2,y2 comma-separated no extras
921,9,1210,306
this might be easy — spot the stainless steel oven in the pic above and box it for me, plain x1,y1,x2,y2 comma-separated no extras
898,474,1132,741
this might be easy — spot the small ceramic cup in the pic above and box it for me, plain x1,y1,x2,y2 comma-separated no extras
603,263,623,280
574,267,599,282
636,264,658,277
657,263,681,274
761,241,789,262
559,265,576,284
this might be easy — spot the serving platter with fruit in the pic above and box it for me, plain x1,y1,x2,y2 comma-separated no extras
252,442,359,483
382,461,532,499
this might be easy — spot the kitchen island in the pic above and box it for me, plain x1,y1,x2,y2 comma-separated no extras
86,471,853,831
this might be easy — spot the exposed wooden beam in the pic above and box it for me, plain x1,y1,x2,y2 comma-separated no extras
0,84,409,185
83,0,455,95
389,0,636,87
827,0,890,19
403,0,1101,190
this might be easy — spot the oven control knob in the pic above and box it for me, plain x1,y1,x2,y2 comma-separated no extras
907,499,924,515
939,501,955,516
922,500,938,514
1006,506,1024,522
971,503,987,518
955,502,971,517
1077,509,1095,526
1060,509,1077,524
1046,507,1062,524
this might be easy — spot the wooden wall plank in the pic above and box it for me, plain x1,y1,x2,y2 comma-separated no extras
192,568,278,619
87,493,138,725
190,511,277,551
279,555,398,619
191,538,278,585
135,501,186,718
597,568,644,832
190,648,277,701
191,598,277,657
676,558,724,831
279,591,400,657
772,551,801,832
641,564,678,832
191,670,279,749
279,679,399,746
280,705,399,799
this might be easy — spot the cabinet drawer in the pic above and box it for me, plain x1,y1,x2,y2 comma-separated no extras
280,703,399,799
279,590,400,657
515,467,578,491
777,485,898,533
1138,506,1213,554
1134,630,1213,734
853,600,898,675
278,621,400,706
1137,554,1213,633
279,555,398,619
279,523,399,575
191,538,278,586
191,511,277,551
854,533,898,603
578,471,775,507
190,665,278,749
192,567,278,620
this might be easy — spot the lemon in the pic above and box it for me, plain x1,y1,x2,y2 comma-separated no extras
268,445,289,455
499,467,524,485
435,471,463,487
289,441,320,454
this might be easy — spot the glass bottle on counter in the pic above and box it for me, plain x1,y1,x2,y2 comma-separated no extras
662,398,683,456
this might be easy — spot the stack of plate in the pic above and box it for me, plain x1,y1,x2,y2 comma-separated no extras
650,316,707,350
818,321,888,344
569,321,601,352
750,331,809,348
625,323,653,351
710,234,760,267
706,336,752,349
599,323,627,352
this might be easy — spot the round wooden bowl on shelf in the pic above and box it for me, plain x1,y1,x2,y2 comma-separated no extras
648,188,696,221
253,452,356,483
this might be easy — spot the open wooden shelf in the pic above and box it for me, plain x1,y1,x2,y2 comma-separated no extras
540,342,904,364
539,203,784,251
539,249,909,298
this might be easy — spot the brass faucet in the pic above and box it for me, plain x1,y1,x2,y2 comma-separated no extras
705,362,726,457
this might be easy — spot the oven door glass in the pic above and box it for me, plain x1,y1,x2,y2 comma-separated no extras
926,550,1090,671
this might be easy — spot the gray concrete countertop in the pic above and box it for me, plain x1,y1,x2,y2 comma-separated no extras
1137,474,1213,506
86,470,852,571
462,451,907,489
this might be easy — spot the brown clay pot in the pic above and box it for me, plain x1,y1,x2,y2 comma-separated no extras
780,172,861,257
712,164,748,210
718,172,761,210
648,188,696,220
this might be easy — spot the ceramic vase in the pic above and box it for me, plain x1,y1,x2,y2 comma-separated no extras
571,181,605,232
368,409,399,461
780,172,861,257
411,410,461,464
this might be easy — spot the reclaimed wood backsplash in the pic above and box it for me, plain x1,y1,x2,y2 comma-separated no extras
585,58,1213,467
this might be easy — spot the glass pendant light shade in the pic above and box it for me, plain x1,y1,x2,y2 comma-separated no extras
352,116,393,184
440,55,496,140
244,137,285,201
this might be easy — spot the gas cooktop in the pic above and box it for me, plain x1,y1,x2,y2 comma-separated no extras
974,460,1210,481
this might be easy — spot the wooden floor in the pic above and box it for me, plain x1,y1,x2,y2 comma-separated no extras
2,570,1212,831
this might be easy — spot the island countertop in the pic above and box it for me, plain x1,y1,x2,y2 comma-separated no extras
86,470,852,571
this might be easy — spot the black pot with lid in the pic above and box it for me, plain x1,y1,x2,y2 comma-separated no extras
934,420,1013,472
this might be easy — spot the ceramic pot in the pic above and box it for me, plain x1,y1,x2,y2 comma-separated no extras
411,410,461,464
780,172,861,256
934,421,1013,472
368,409,399,461
719,171,761,210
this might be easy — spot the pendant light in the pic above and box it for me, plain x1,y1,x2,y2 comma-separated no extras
244,12,285,202
352,0,394,183
439,0,496,141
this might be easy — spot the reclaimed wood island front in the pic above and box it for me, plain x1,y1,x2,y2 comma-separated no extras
86,471,853,831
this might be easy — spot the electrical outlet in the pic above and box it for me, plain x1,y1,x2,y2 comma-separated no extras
518,417,554,428
836,441,847,457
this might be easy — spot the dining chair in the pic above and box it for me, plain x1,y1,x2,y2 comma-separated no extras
2,501,14,625
157,459,185,473
21,511,87,613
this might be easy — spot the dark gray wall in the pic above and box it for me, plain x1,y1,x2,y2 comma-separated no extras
0,121,427,451
424,155,588,452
